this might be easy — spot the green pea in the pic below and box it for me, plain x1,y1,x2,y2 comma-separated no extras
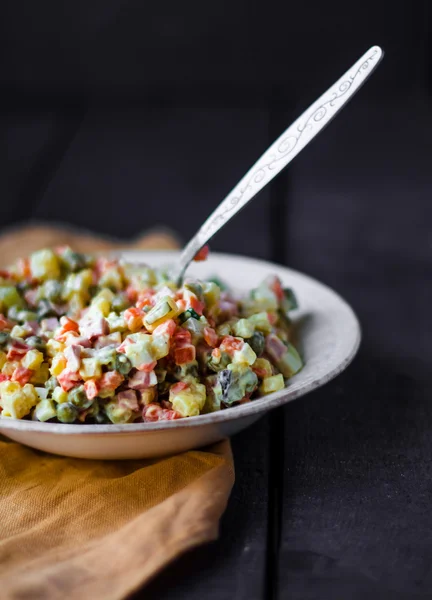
68,385,92,409
16,281,31,293
56,403,79,423
26,336,46,351
111,294,130,312
45,376,58,392
0,332,10,348
88,285,100,298
248,332,265,357
95,410,109,424
115,353,132,375
37,299,57,321
44,280,63,302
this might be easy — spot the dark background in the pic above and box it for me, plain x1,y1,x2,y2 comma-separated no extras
4,2,432,599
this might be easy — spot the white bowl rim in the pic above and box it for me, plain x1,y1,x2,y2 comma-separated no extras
0,251,361,436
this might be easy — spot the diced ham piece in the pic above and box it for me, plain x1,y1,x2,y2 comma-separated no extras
118,390,139,411
40,317,60,332
67,336,91,348
99,371,124,392
136,360,157,373
24,321,39,335
7,341,29,360
84,379,99,400
265,334,287,361
159,409,182,420
142,403,181,422
79,316,109,339
94,332,122,349
24,289,39,307
0,374,10,383
142,403,163,422
128,370,157,389
64,345,82,372
57,369,82,392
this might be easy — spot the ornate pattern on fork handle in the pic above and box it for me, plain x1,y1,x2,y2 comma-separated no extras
175,46,383,282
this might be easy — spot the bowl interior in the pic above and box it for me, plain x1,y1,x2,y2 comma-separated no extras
0,251,361,435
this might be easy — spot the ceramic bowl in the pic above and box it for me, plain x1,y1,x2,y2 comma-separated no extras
0,251,361,459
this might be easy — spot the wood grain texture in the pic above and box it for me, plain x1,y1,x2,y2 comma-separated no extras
278,90,432,599
138,419,271,600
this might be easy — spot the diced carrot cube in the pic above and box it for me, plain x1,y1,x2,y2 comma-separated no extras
11,366,33,385
174,345,196,365
203,327,218,347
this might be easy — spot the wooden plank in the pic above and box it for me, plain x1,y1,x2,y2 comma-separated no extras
278,85,432,599
139,418,271,600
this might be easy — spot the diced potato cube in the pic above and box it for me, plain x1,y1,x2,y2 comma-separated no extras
30,249,60,281
170,382,206,417
53,386,68,404
69,293,86,316
202,281,220,307
247,312,272,334
30,362,50,385
216,322,231,337
124,333,154,368
90,295,111,318
260,374,285,394
99,267,124,290
10,325,27,339
106,312,127,333
62,269,93,300
140,388,157,405
0,351,6,370
151,334,170,360
233,318,254,339
22,349,44,371
79,358,102,380
105,400,134,424
0,381,38,419
232,343,257,366
2,360,20,377
50,354,67,377
46,339,65,357
35,399,57,421
252,357,273,378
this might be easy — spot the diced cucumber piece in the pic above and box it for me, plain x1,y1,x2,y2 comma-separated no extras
278,343,303,377
0,286,24,310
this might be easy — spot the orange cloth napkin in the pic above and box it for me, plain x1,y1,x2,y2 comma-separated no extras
0,223,235,600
